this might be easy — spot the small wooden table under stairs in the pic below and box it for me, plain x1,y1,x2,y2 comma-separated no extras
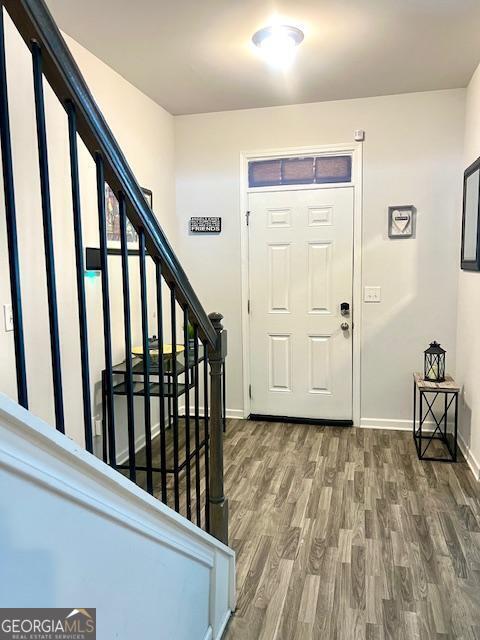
412,372,459,462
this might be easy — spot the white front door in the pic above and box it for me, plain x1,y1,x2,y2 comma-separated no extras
248,187,354,421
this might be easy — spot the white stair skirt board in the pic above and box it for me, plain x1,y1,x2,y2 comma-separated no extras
0,393,235,640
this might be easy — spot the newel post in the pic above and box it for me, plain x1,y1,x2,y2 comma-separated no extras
207,312,228,545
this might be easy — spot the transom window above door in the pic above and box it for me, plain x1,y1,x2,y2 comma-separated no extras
248,155,352,188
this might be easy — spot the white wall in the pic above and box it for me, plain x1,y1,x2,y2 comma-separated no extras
456,62,480,478
0,8,470,440
0,394,235,640
174,90,465,425
0,13,176,447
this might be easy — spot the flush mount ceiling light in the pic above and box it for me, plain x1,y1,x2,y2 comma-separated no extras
252,24,304,69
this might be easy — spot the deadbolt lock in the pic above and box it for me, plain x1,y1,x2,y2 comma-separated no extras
340,302,350,316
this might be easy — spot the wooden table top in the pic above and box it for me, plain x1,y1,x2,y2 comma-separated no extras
413,372,460,392
132,343,185,358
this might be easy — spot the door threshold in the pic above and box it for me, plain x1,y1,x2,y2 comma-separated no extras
248,414,353,427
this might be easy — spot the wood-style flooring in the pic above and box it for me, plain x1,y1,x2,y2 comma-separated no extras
222,420,480,640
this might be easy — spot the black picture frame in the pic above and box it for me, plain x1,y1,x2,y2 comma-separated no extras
190,216,222,233
141,187,153,209
461,155,480,271
103,185,153,250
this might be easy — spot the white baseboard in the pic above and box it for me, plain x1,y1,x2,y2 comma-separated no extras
458,432,480,480
359,417,436,431
116,421,161,465
223,408,245,419
178,406,245,420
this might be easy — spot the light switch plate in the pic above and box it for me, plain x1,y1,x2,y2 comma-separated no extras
3,304,13,331
364,286,381,303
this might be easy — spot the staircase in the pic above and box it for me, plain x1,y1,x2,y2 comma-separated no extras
0,0,234,635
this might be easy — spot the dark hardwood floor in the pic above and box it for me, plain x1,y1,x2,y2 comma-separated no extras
222,420,480,640
129,418,480,638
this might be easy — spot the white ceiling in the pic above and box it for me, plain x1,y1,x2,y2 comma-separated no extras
46,0,480,115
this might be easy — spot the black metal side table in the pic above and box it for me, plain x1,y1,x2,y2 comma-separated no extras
99,343,227,469
413,372,459,462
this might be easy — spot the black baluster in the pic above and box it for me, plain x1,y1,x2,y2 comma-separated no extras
183,307,192,520
167,372,172,434
139,230,153,494
32,42,64,432
96,154,116,466
193,325,201,527
170,286,180,512
101,370,108,463
203,347,210,532
66,101,92,452
0,9,28,408
119,192,136,482
155,262,167,504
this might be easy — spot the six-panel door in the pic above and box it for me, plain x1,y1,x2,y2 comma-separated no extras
248,187,354,420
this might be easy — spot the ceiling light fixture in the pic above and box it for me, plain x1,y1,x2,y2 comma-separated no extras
252,24,304,69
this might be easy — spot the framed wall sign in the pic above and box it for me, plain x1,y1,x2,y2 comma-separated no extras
190,217,222,233
388,205,415,239
461,155,480,271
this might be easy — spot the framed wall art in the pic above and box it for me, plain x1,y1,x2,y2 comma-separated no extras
461,155,480,271
388,205,416,239
105,185,153,249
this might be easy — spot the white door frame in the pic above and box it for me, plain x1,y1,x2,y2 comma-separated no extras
239,143,363,426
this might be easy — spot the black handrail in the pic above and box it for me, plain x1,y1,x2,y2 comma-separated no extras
2,0,229,545
3,0,217,348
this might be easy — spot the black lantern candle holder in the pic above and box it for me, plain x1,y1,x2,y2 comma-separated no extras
424,341,446,382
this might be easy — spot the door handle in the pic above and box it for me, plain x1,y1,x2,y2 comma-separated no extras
341,322,349,331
